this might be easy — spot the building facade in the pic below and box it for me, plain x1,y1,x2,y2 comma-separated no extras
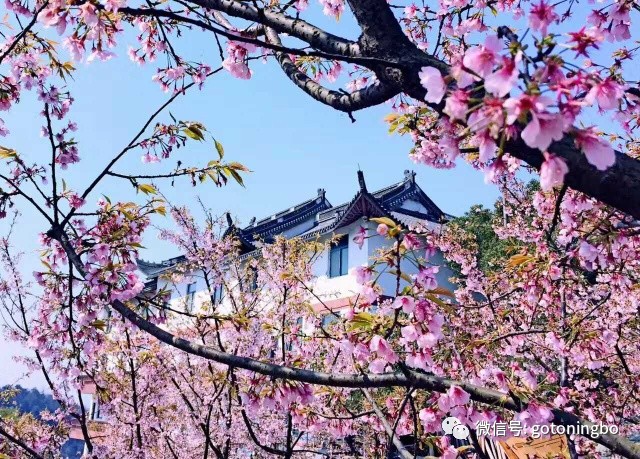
136,169,451,319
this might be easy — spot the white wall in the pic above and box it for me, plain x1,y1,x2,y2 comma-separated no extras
146,217,456,316
309,219,373,302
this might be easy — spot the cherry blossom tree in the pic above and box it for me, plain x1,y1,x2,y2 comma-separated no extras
2,0,640,457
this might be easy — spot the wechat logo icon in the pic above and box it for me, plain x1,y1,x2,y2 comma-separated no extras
441,416,470,440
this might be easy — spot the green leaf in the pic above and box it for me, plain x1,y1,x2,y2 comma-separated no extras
427,286,455,298
184,124,205,141
346,312,374,332
207,170,220,186
90,319,107,331
388,269,413,283
425,293,447,308
507,254,535,268
214,139,224,159
0,146,17,160
227,161,249,172
228,168,245,187
137,183,157,195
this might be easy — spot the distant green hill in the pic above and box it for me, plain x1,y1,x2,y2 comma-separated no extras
0,385,84,459
0,385,59,418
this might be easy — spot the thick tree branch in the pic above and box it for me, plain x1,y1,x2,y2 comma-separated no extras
183,0,359,57
504,136,640,220
362,389,412,459
341,0,640,218
114,0,640,217
190,0,640,218
119,6,372,65
265,28,398,114
105,297,640,459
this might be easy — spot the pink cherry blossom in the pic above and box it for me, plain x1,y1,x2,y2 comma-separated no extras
419,408,439,432
79,2,99,27
319,0,344,19
416,265,439,290
369,358,388,373
443,89,469,120
477,132,497,163
401,324,419,341
353,265,372,283
585,78,626,110
393,296,415,313
540,152,569,191
462,35,502,79
438,385,470,412
484,52,521,98
37,7,62,28
369,335,398,364
222,42,253,79
574,127,616,170
504,95,564,151
402,233,421,250
419,66,446,104
353,226,367,248
528,0,558,36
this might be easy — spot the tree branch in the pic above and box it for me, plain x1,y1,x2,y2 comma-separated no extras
49,210,640,459
266,28,398,114
117,0,640,218
106,296,640,459
0,2,49,65
163,0,359,57
0,424,46,459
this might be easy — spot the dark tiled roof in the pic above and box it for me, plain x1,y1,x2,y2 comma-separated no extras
137,170,446,276
137,256,186,276
240,189,331,242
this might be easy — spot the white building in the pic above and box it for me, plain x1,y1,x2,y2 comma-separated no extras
136,170,452,317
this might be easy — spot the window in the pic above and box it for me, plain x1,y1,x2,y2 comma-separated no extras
249,268,258,292
321,313,338,328
105,309,113,333
91,400,102,421
212,284,224,304
186,282,197,311
329,237,349,278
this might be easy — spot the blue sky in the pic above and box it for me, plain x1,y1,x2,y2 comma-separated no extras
0,3,516,388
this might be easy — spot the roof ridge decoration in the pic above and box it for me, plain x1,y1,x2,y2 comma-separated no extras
238,190,331,241
223,212,256,251
331,171,393,230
